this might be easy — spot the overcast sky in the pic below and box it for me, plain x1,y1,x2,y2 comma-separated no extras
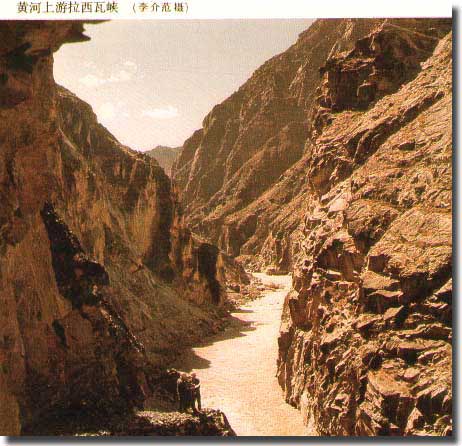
54,20,313,151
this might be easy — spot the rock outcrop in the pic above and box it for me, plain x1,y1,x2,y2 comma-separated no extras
25,408,235,436
173,19,451,274
276,24,452,436
0,21,241,435
112,409,236,436
173,18,452,436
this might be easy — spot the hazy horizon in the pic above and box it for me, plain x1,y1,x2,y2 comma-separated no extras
54,20,313,151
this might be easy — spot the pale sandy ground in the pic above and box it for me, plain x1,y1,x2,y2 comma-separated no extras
178,273,316,436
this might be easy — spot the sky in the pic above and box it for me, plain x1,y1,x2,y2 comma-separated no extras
54,20,313,151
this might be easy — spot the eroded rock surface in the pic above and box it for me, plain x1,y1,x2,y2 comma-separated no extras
277,26,452,436
24,409,235,436
173,19,372,259
173,19,450,273
0,21,242,435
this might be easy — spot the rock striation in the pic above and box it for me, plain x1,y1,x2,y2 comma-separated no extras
173,19,451,273
173,18,452,436
276,24,453,436
172,19,385,266
0,21,242,435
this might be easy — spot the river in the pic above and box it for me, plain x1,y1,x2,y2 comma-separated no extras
177,273,313,436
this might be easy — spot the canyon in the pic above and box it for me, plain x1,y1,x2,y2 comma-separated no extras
0,17,453,437
177,272,314,436
173,18,453,436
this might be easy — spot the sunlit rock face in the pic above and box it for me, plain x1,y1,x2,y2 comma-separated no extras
277,24,452,436
172,18,385,270
0,21,242,435
174,18,452,436
173,19,451,275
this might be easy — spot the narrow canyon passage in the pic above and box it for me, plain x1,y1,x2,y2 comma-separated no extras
178,273,313,436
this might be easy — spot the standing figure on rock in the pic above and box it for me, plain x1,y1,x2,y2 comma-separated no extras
176,373,189,412
191,372,202,412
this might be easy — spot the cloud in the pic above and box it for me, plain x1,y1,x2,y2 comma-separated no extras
79,60,138,87
108,69,132,83
142,105,179,120
82,60,97,69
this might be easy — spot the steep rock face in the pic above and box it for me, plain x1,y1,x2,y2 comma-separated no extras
277,28,452,435
56,85,243,308
173,19,451,276
173,19,385,262
0,21,239,435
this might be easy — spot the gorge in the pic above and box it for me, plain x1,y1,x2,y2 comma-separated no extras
0,18,453,437
173,18,453,436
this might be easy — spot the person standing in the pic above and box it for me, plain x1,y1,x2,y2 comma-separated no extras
176,373,188,412
191,372,201,412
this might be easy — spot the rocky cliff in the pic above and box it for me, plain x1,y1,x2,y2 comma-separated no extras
146,145,181,176
0,21,240,435
278,23,452,436
172,19,383,266
173,18,452,436
173,19,451,274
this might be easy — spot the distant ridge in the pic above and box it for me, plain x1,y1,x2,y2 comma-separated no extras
146,145,181,176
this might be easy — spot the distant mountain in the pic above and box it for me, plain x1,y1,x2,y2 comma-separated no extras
146,145,181,176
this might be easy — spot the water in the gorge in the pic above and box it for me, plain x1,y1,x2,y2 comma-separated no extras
177,273,314,436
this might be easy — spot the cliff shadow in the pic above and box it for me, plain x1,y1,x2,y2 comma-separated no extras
174,312,258,373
